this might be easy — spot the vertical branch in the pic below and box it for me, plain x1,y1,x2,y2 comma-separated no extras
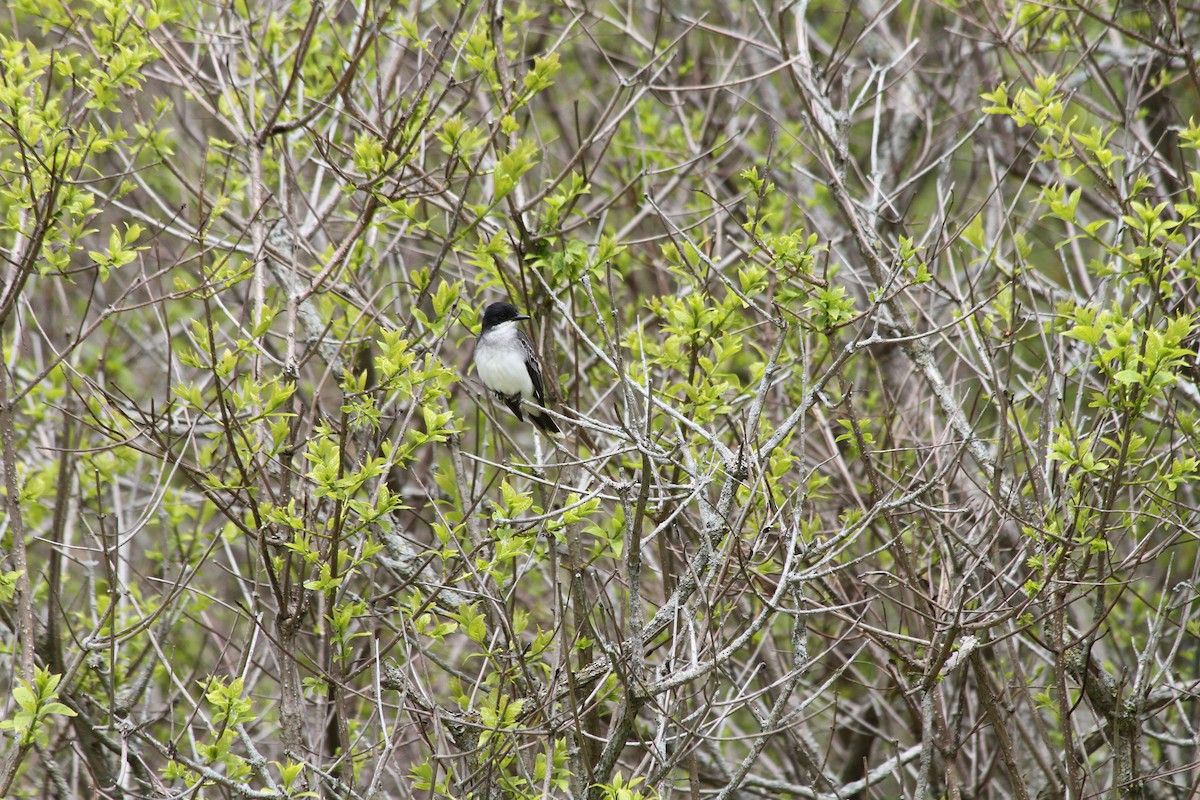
0,346,34,682
0,339,37,796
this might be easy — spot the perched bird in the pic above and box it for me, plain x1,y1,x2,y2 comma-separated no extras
473,301,562,436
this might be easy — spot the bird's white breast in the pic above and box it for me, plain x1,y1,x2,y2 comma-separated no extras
474,322,534,398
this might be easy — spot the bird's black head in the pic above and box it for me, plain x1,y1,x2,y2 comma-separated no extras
481,301,530,330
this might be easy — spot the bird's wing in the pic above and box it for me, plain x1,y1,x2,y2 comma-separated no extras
518,329,548,405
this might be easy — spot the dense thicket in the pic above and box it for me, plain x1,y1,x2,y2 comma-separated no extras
2,2,1199,798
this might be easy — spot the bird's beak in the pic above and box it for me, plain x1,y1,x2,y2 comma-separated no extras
515,313,531,321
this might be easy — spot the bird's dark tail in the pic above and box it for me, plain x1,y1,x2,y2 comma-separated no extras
530,410,563,437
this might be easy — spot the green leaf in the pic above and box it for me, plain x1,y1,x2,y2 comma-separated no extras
962,214,986,249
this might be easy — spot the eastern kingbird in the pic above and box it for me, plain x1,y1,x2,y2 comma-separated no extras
473,301,562,436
